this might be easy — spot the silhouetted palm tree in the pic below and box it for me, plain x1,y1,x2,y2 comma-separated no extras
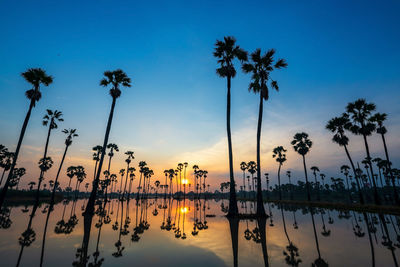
85,69,131,216
40,129,77,266
345,99,380,205
310,166,321,201
34,109,63,203
340,165,352,202
214,36,247,216
272,146,287,201
291,132,312,201
242,48,287,216
0,147,14,186
371,112,399,205
326,114,365,204
0,68,53,208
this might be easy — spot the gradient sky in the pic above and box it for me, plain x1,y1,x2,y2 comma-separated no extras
1,0,400,190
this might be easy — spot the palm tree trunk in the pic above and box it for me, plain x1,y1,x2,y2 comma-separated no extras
302,155,311,201
227,217,239,267
278,163,282,201
0,168,6,186
226,76,238,216
362,134,381,205
343,144,364,204
0,100,34,208
256,93,266,216
380,133,400,205
85,96,116,216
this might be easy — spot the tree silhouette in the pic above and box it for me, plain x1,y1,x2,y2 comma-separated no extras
0,68,53,208
85,69,131,216
345,99,380,205
291,132,312,201
242,48,287,216
326,114,364,204
273,146,287,201
214,36,247,216
371,112,399,205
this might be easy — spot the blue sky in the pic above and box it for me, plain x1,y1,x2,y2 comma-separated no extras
0,0,399,189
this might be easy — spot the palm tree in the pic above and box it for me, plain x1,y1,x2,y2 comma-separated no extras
340,165,352,203
326,113,365,204
291,132,312,201
106,143,119,173
345,99,380,205
0,68,53,208
0,149,14,186
122,152,134,200
28,182,36,191
242,48,287,216
240,162,248,193
310,166,320,201
40,129,78,265
371,112,399,205
85,69,131,216
92,145,103,179
272,146,287,201
33,110,63,202
214,36,247,216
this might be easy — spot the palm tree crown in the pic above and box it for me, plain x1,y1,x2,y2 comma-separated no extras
22,68,53,105
242,48,287,100
214,36,247,78
345,99,376,136
43,110,64,129
291,132,312,156
100,69,131,98
326,113,351,146
272,146,287,164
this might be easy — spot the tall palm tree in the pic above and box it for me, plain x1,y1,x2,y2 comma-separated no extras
291,132,312,202
40,129,78,266
106,143,119,173
85,69,131,216
272,146,287,201
242,48,287,216
34,110,63,202
214,36,247,216
240,162,248,193
340,165,352,202
0,68,53,208
326,113,365,204
92,145,103,179
122,151,134,200
371,112,399,205
345,99,380,205
310,166,320,201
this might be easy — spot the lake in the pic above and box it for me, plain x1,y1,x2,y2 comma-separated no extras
0,198,399,266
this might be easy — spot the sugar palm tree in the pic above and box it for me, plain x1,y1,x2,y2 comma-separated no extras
106,143,119,173
240,162,248,193
242,48,287,216
310,166,320,201
214,36,247,216
326,113,365,204
272,146,287,201
40,129,78,265
291,132,312,201
345,99,380,205
92,145,103,179
0,68,53,208
122,152,134,200
340,165,352,203
371,112,399,205
85,69,131,216
33,110,63,202
0,149,14,186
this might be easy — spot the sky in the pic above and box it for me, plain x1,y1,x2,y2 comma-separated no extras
0,0,399,191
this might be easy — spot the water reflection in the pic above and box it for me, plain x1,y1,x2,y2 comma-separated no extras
1,199,400,266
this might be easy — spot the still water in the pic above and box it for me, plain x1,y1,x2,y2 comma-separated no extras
0,198,399,266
